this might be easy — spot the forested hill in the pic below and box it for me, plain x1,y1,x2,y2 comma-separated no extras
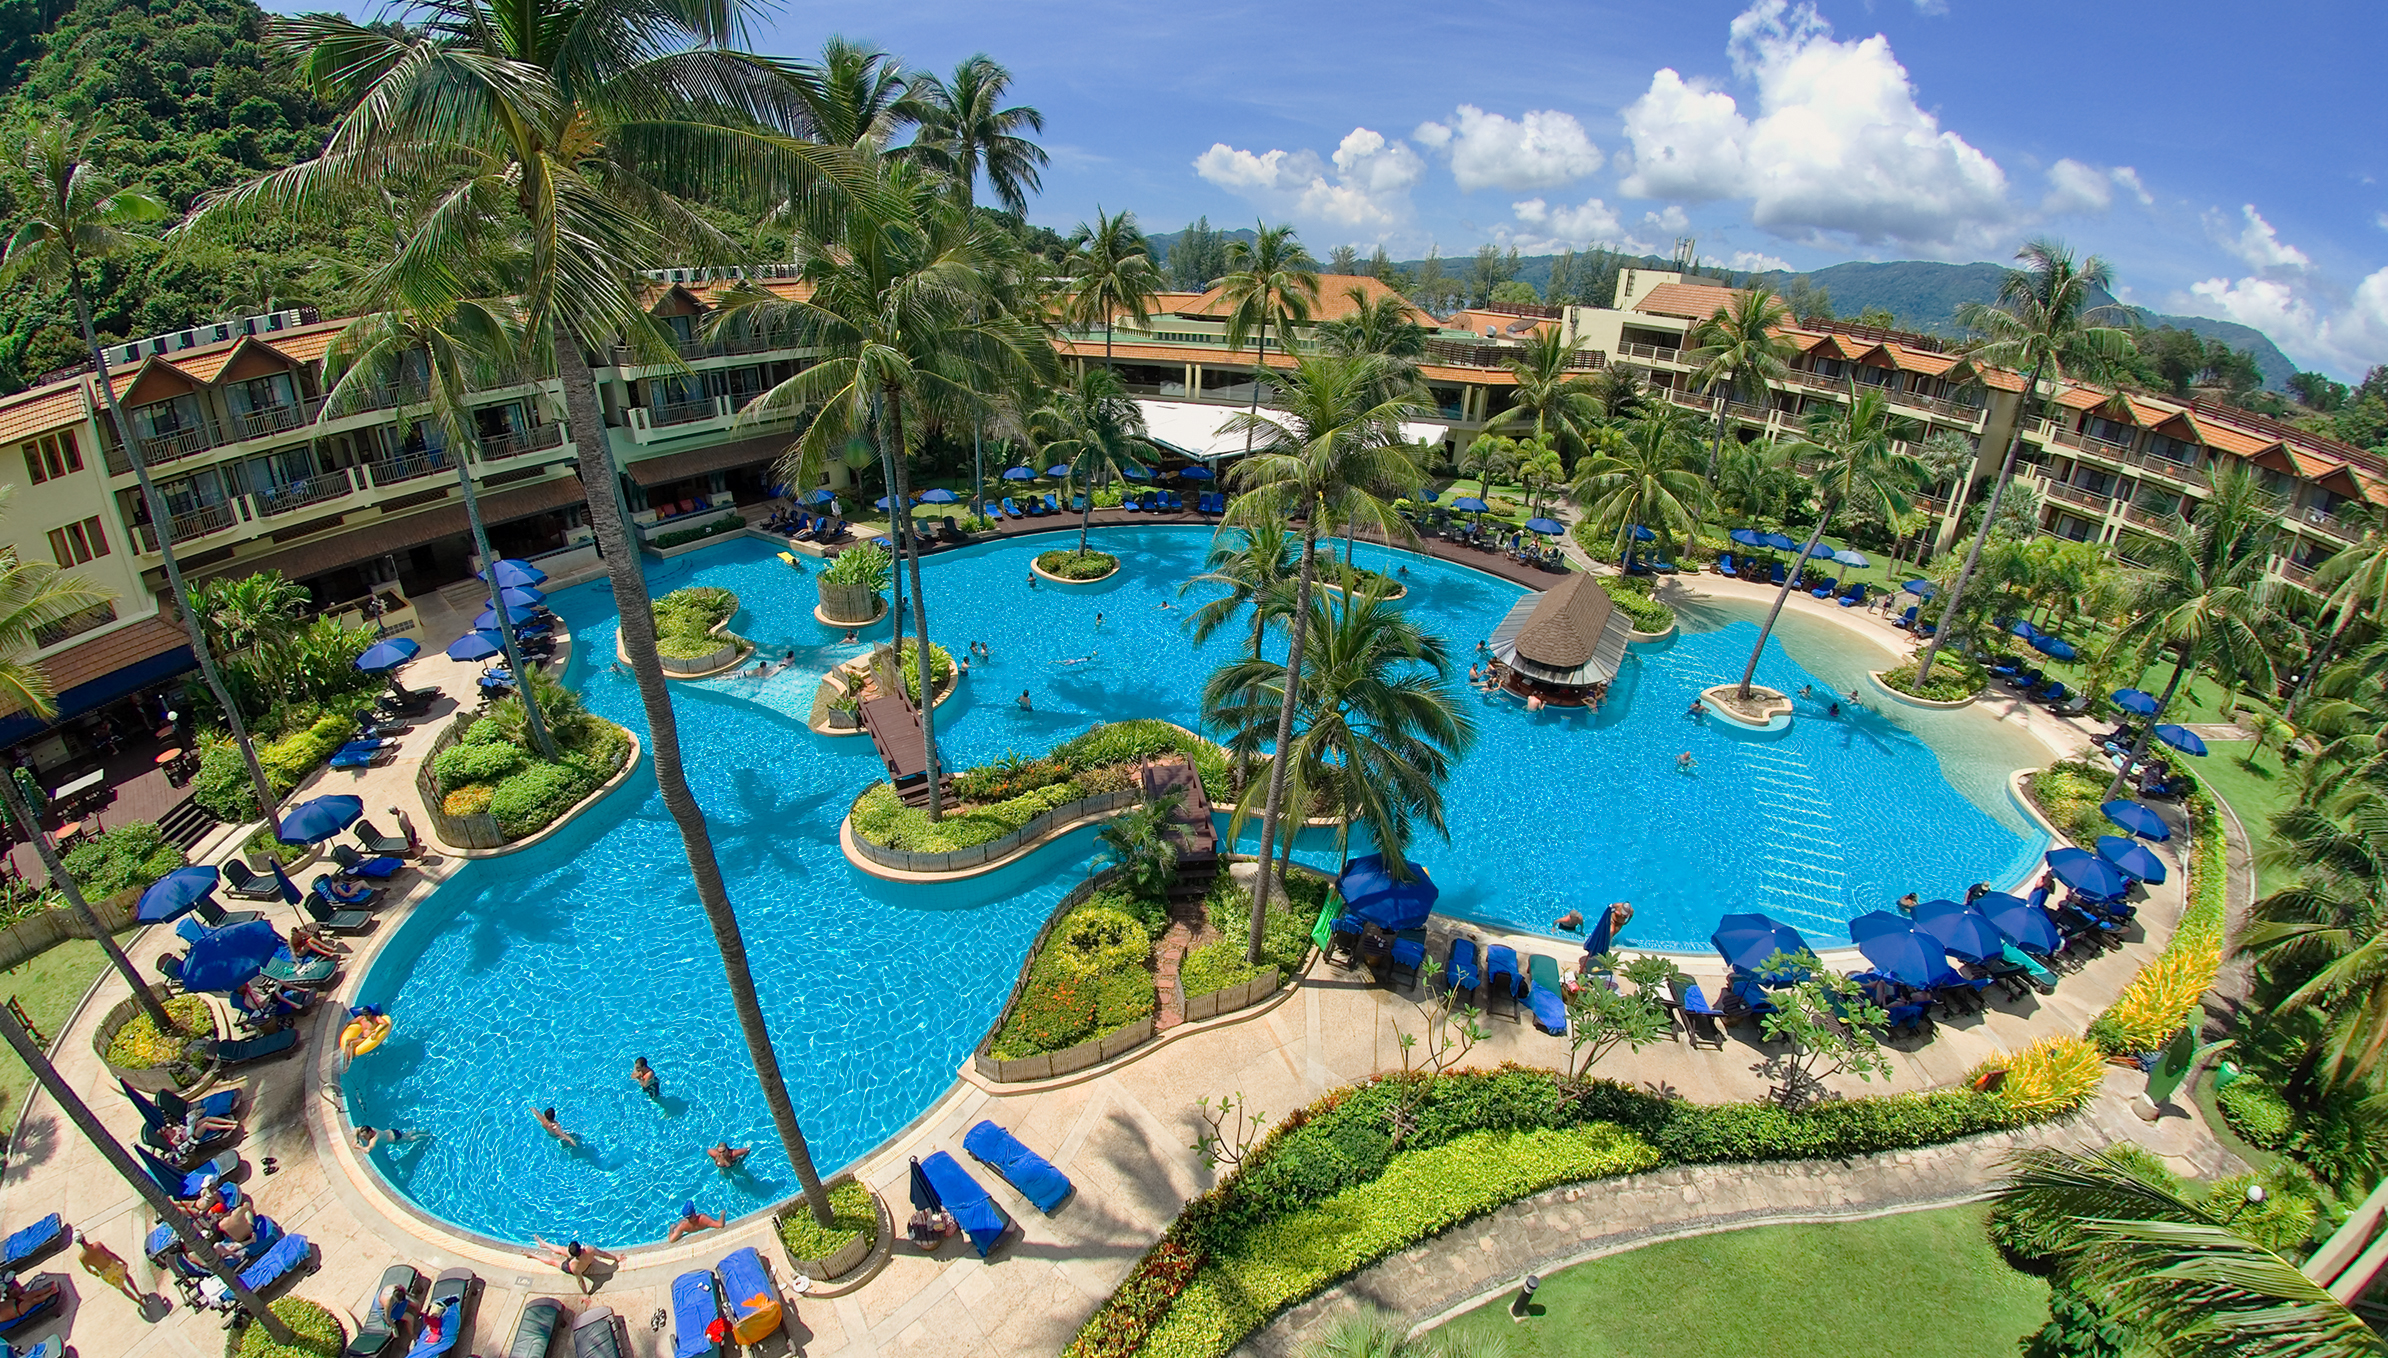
0,0,341,391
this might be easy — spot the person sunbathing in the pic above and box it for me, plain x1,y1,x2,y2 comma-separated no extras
288,923,349,960
322,876,373,905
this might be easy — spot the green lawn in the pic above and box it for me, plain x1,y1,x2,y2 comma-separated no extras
2196,740,2300,898
0,938,110,1134
1435,1205,2049,1358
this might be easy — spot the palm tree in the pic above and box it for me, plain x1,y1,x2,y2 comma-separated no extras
206,0,859,1228
1683,286,1797,481
1221,355,1426,961
1485,326,1607,468
1097,790,1183,900
1219,223,1320,454
1317,287,1429,368
794,37,917,150
2293,511,2388,722
1713,437,1799,524
1203,590,1476,876
1915,239,2136,683
1183,515,1297,666
1455,433,1516,502
1032,366,1154,554
3,118,287,837
718,157,1055,824
1570,404,1709,564
1512,436,1565,519
1062,207,1162,364
1735,389,1924,699
2238,763,2388,1099
904,54,1047,214
1992,1148,2380,1358
2103,461,2280,798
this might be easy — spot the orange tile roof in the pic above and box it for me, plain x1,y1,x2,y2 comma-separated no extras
1631,282,1747,321
2356,469,2388,508
1443,309,1557,339
2052,384,2106,412
268,327,340,365
0,385,90,445
2192,418,2275,458
1168,274,1427,326
1055,339,1289,368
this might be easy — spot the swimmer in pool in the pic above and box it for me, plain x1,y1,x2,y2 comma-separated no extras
1676,751,1696,772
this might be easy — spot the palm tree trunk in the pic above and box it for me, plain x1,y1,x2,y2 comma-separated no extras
1248,516,1320,964
971,421,984,522
1246,316,1270,450
1916,356,2050,684
1704,380,1730,483
1077,462,1094,555
68,271,282,840
2287,592,2360,722
880,395,944,822
0,774,173,1031
1738,509,1835,700
2105,651,2192,801
556,341,834,1227
452,432,556,760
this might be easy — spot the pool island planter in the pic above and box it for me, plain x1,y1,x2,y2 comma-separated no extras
1031,552,1121,587
412,715,643,855
1318,577,1409,604
1868,668,1980,710
847,785,1143,877
971,868,1158,1082
1700,683,1794,731
1177,965,1283,1025
94,984,218,1093
771,1176,890,1287
816,578,887,627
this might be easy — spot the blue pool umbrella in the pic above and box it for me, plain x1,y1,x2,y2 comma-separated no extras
1584,906,1620,958
1000,466,1037,482
265,858,301,906
120,1080,163,1127
1335,854,1438,931
2155,724,2208,757
279,794,364,845
478,558,548,587
1178,465,1215,480
1846,910,1918,945
1711,913,1810,973
1849,914,1955,988
806,488,836,504
2047,847,2132,900
874,496,895,510
2009,617,2042,640
1911,899,2009,963
445,631,503,661
1977,892,2062,954
491,585,546,609
137,1144,198,1195
1525,517,1565,535
2101,799,2171,842
474,604,539,630
1121,465,1153,481
1412,489,1438,503
908,1157,938,1212
1832,548,1870,568
1448,496,1490,513
136,866,222,924
2096,835,2168,885
2111,688,2161,716
1902,579,1935,598
917,487,960,504
2030,634,2078,660
1730,528,1765,546
180,919,282,993
352,638,419,674
1801,542,1836,559
1761,532,1799,551
1626,524,1655,541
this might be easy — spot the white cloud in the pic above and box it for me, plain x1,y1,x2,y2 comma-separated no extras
1616,0,2012,252
2376,210,2388,232
2111,167,2153,206
1193,128,1424,230
2205,204,2310,272
1726,249,1795,272
2183,268,2388,380
2041,159,2111,215
1911,0,1949,13
1644,205,1691,233
1505,196,1651,255
1412,106,1604,193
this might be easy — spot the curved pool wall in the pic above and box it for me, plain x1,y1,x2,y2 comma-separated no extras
349,526,2049,1245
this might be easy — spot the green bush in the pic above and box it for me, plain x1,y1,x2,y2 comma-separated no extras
191,713,355,820
775,1179,878,1262
821,544,892,589
231,1296,346,1358
988,902,1158,1060
431,740,525,792
487,763,590,839
650,516,744,549
892,640,955,705
61,822,184,898
1878,656,1987,702
851,721,1230,855
104,993,212,1070
1181,874,1320,997
2216,1075,2293,1149
1092,486,1125,508
651,585,743,661
1037,549,1120,581
1596,574,1675,632
2031,759,2118,848
1050,906,1152,977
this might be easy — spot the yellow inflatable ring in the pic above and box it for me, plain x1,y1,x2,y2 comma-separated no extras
340,1015,393,1056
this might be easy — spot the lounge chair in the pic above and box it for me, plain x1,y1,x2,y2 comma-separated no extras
917,1151,1014,1259
1000,497,1023,520
331,743,395,771
1838,584,1867,606
346,1264,424,1358
145,1148,239,1198
2036,682,2072,707
1324,913,1364,966
331,845,406,880
0,1277,60,1339
963,1120,1073,1215
1714,552,1735,575
204,1026,300,1067
399,1267,474,1358
1769,563,1786,584
1121,493,1139,512
1811,578,1837,599
192,897,264,929
671,1269,724,1358
262,945,339,987
571,1306,625,1358
221,859,287,902
1445,936,1480,1000
354,820,416,858
305,882,374,933
1042,494,1059,514
157,1085,242,1130
508,1296,570,1358
1073,493,1088,512
1524,953,1568,1036
1727,974,1781,1021
716,1246,785,1345
204,1232,313,1311
942,516,963,543
0,1217,63,1273
1388,935,1425,989
1483,945,1521,1020
1663,976,1726,1047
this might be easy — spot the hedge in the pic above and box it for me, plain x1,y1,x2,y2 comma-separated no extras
851,721,1229,854
191,713,355,820
775,1178,877,1262
1037,549,1120,581
1596,574,1675,633
231,1296,346,1358
435,710,632,842
2086,767,2228,1055
1062,1066,2080,1358
1878,655,1987,703
61,822,184,898
2216,1075,2293,1150
650,516,744,550
2026,759,2113,848
987,901,1157,1060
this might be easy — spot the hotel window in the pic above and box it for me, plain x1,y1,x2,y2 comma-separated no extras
46,515,110,567
21,432,82,484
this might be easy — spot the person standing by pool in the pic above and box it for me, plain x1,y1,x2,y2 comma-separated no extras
632,1057,660,1098
534,1106,578,1146
76,1232,144,1306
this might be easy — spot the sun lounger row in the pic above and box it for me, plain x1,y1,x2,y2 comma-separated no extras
672,1245,785,1357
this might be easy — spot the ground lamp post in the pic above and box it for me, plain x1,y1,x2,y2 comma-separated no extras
0,774,175,1033
0,1008,298,1343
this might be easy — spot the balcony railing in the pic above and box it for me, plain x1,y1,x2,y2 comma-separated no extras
1883,386,1986,423
252,469,357,517
33,601,117,649
2046,481,2113,513
2299,507,2361,543
649,398,719,427
611,331,792,366
365,451,453,487
1614,341,1682,364
2121,502,2177,531
133,501,239,552
135,421,227,466
233,401,314,440
2276,559,2316,586
478,424,566,461
1913,493,1950,515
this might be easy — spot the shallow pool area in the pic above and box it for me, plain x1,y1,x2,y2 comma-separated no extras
346,525,2049,1245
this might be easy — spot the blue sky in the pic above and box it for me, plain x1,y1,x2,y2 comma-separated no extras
279,0,2388,377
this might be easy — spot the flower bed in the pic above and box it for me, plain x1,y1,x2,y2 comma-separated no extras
1177,874,1325,1000
1035,549,1120,582
1876,656,1987,704
1063,1065,2091,1358
987,893,1158,1061
1597,574,1674,634
850,721,1227,856
774,1178,879,1281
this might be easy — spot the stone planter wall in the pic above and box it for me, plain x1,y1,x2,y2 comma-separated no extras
847,787,1142,875
971,871,1161,1083
658,637,748,676
772,1174,887,1284
93,984,215,1093
1030,554,1120,587
1176,966,1282,1025
817,579,884,625
415,717,507,850
1867,668,1980,710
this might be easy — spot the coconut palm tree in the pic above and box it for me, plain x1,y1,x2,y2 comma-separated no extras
795,37,917,151
1061,207,1162,364
1734,389,1925,700
204,0,860,1228
1713,437,1799,524
1219,223,1320,453
1485,326,1607,468
1220,355,1426,960
1316,287,1429,369
2293,512,2388,722
1455,433,1516,502
2103,461,2280,798
2238,763,2388,1099
1683,286,1797,481
1916,239,2136,683
2,118,287,837
1032,366,1154,555
1570,404,1709,565
1183,515,1297,665
1512,436,1565,519
1203,590,1475,876
1991,1148,2380,1358
904,54,1047,214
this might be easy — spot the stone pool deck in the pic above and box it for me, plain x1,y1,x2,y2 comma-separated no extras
0,545,2237,1358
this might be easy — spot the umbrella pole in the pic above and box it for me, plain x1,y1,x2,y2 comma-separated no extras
0,772,175,1032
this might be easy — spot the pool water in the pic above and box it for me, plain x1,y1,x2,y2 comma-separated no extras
347,526,2047,1244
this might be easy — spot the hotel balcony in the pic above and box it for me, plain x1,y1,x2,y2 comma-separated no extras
131,500,240,553
2032,420,2210,489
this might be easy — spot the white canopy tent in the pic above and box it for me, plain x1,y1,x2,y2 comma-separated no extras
1132,399,1451,462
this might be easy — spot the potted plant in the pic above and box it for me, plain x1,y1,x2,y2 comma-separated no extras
817,545,891,625
828,693,861,730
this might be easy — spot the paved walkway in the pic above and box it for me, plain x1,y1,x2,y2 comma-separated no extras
0,543,2243,1358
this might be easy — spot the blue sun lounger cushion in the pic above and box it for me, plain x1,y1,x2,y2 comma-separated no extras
715,1246,783,1345
962,1120,1074,1214
205,1232,309,1309
1525,953,1568,1036
1446,937,1480,994
0,1215,62,1270
918,1150,1013,1258
670,1270,724,1358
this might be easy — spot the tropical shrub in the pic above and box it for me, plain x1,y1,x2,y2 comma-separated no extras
1975,1035,2104,1116
0,877,63,928
892,640,955,705
1878,656,1987,703
2215,1074,2293,1149
441,785,494,817
191,713,356,820
1036,549,1119,581
2028,759,2113,847
430,740,525,791
650,516,743,549
2205,1164,2323,1254
651,586,743,661
1179,875,1323,998
850,721,1228,854
988,902,1156,1060
774,1178,877,1262
487,764,586,839
1050,906,1152,977
820,544,892,590
1597,574,1674,633
103,993,212,1069
231,1296,346,1358
61,822,184,898
2095,941,2217,1056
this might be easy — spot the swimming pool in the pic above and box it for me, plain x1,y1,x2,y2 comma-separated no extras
347,525,2048,1244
